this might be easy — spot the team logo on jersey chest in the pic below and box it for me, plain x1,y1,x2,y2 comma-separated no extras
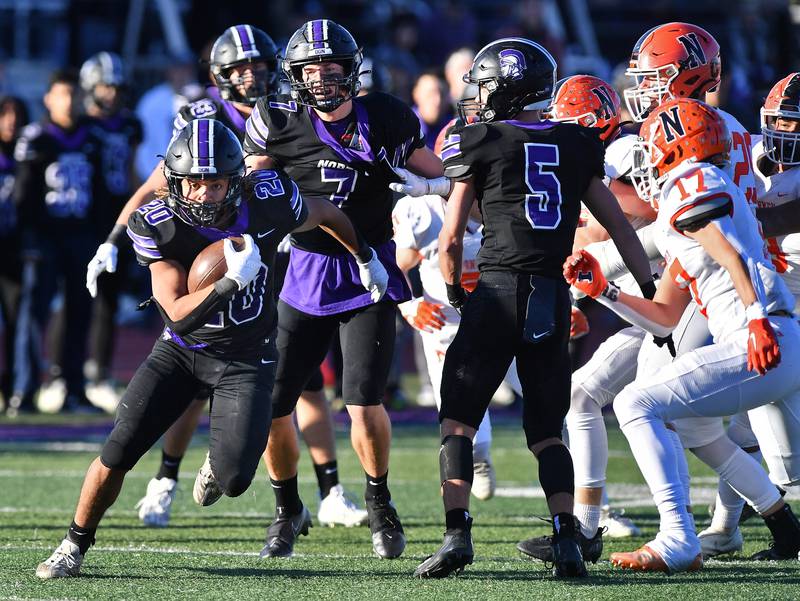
499,49,526,81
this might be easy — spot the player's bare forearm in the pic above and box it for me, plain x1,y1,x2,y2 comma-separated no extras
584,178,652,286
406,146,444,178
687,221,759,308
115,161,167,227
245,154,275,172
298,196,362,257
149,260,218,322
438,180,474,284
757,200,800,238
614,276,689,331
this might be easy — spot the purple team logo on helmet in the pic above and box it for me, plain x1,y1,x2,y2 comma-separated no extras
499,48,526,80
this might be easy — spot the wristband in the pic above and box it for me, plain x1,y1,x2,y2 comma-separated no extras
214,277,238,299
106,223,127,246
427,176,452,197
601,281,621,302
745,301,767,322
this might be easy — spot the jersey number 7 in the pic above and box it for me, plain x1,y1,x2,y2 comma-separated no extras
524,143,562,230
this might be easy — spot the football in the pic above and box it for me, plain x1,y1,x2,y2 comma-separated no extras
187,236,244,292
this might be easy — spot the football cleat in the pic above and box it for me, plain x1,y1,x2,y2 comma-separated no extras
85,380,121,413
472,460,496,501
610,545,703,573
414,517,474,578
517,527,604,564
600,507,641,538
750,540,800,561
135,477,177,527
367,497,406,559
193,453,223,506
36,539,84,579
317,484,368,527
551,532,588,578
698,526,743,559
259,506,312,558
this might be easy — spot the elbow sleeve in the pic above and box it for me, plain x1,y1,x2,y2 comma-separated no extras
164,278,237,336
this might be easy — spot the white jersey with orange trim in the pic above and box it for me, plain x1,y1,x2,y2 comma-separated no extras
653,162,794,342
751,135,800,306
718,109,758,209
392,194,482,325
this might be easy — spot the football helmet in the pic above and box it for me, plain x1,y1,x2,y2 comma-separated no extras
80,51,126,109
544,75,622,143
630,98,730,206
457,37,556,123
283,19,362,112
624,22,721,122
761,73,800,166
163,119,245,227
210,25,278,105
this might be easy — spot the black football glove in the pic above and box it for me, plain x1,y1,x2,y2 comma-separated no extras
445,283,468,315
653,333,676,358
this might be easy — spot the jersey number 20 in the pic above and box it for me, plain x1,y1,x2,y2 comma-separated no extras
524,143,562,230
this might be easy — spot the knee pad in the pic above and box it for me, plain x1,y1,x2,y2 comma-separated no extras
440,435,473,484
344,397,382,408
100,439,136,472
537,443,575,498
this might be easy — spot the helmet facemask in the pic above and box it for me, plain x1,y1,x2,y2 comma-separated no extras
761,111,800,166
285,56,361,112
213,60,275,105
624,64,680,122
165,171,243,228
630,138,662,207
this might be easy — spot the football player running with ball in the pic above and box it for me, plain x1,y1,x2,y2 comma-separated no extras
35,119,388,579
398,38,654,579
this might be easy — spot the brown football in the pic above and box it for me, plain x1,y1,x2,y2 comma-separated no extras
187,236,244,293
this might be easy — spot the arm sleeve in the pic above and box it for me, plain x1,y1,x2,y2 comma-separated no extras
248,170,309,236
127,209,165,266
442,123,485,180
243,101,272,154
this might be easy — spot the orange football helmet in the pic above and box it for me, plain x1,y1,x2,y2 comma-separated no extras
761,73,800,166
434,116,477,158
630,98,730,206
624,22,721,122
544,75,622,143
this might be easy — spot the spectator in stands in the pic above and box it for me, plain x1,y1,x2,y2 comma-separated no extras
412,72,453,150
444,48,474,109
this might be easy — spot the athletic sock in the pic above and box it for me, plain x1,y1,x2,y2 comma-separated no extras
365,471,389,501
445,508,470,530
156,451,182,481
763,504,800,554
574,502,601,538
66,521,96,555
313,460,339,498
270,475,303,517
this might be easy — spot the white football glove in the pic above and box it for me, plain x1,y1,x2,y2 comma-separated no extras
223,234,262,290
86,242,118,298
357,248,389,303
389,168,451,198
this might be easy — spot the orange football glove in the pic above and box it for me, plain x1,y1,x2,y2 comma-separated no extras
399,298,446,332
563,249,608,299
747,318,781,375
570,306,590,340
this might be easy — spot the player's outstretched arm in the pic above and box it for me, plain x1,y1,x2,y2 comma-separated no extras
757,199,800,238
583,177,655,296
581,222,662,283
296,196,388,302
390,147,450,198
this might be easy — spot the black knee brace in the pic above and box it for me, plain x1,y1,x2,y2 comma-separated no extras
537,443,574,498
439,435,473,484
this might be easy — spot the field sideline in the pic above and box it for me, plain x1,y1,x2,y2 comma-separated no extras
1,419,799,600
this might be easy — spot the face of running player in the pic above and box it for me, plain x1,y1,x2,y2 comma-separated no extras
302,62,346,104
93,83,122,113
44,82,79,127
774,116,800,135
180,178,230,204
226,61,270,99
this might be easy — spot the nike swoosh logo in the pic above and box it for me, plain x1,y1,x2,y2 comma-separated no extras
258,228,276,238
368,480,381,485
261,359,275,364
324,468,337,474
531,331,550,339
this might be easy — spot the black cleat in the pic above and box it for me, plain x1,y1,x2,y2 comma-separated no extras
517,527,603,564
551,532,588,578
749,541,800,561
414,518,474,578
259,506,312,558
367,497,406,559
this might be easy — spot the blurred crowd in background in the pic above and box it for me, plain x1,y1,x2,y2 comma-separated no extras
0,0,798,417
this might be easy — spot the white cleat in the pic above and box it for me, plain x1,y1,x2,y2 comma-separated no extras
318,484,369,527
37,378,67,413
36,539,83,579
193,453,223,506
135,477,177,527
600,507,642,538
85,380,121,413
698,526,743,559
472,459,497,501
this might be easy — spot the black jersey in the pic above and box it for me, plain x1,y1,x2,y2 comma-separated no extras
442,120,605,277
243,92,424,254
127,169,308,357
13,118,106,238
173,87,248,142
90,111,142,198
0,140,16,241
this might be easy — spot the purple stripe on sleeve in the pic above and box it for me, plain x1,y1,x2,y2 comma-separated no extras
127,227,158,248
134,243,162,259
440,146,461,161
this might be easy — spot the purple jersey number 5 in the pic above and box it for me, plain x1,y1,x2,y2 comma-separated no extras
524,143,562,230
